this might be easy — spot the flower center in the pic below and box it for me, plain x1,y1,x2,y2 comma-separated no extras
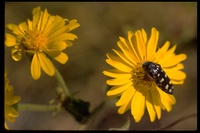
21,30,47,52
132,64,154,90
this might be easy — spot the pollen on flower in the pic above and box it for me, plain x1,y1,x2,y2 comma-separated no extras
22,30,47,52
132,64,154,90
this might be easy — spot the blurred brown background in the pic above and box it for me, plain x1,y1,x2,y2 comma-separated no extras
5,2,197,130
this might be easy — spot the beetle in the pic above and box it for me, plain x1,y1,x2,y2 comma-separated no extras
142,61,173,95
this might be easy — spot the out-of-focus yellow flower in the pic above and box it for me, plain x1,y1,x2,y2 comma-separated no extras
5,6,80,80
5,70,21,129
103,27,187,122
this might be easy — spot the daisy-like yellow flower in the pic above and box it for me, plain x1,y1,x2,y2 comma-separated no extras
5,70,21,129
103,27,187,122
5,7,80,80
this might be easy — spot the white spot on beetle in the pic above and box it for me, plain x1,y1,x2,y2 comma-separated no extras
165,84,169,90
160,78,164,83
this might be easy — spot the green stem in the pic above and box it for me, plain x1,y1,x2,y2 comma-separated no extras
54,66,70,96
18,103,58,112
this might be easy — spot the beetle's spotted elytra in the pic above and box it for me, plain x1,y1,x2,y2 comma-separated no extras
142,61,173,95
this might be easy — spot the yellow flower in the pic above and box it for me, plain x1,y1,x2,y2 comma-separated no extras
5,7,80,80
5,70,21,129
103,27,187,122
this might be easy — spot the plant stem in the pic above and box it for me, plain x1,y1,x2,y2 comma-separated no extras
54,66,70,96
18,103,58,112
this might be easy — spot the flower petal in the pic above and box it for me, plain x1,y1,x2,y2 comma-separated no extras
127,31,141,62
118,99,131,114
167,71,186,80
7,23,24,36
171,80,184,84
135,29,147,61
47,41,67,50
146,90,156,122
116,86,135,106
65,19,80,32
8,108,19,117
163,63,184,72
45,49,61,58
5,34,17,47
131,88,146,122
103,69,131,78
147,27,159,60
106,53,133,72
31,54,41,80
158,88,176,112
154,41,170,62
49,33,78,42
158,45,176,64
106,76,132,86
7,96,21,105
161,54,187,68
40,8,50,32
151,88,162,120
54,52,68,64
113,49,135,67
117,40,137,65
107,82,133,96
38,53,55,76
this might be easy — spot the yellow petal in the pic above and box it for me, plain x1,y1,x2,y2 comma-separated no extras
45,49,61,58
106,54,133,72
151,88,161,120
9,108,19,117
18,22,28,35
107,82,133,96
147,27,159,60
47,25,68,40
42,16,55,35
127,31,141,62
163,63,184,72
161,54,187,68
47,41,67,50
116,86,135,106
167,71,186,80
154,41,170,62
7,96,21,105
118,100,131,114
65,19,80,32
131,88,146,122
7,24,24,36
32,7,41,30
38,53,55,76
135,30,147,61
45,16,65,35
5,34,17,47
40,8,50,32
5,123,9,130
106,76,132,86
117,41,137,65
141,28,147,44
103,69,131,78
146,90,156,122
158,89,176,112
27,19,33,30
158,45,176,64
113,49,135,67
49,33,78,42
6,115,16,123
54,52,68,64
31,54,41,80
171,80,184,84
